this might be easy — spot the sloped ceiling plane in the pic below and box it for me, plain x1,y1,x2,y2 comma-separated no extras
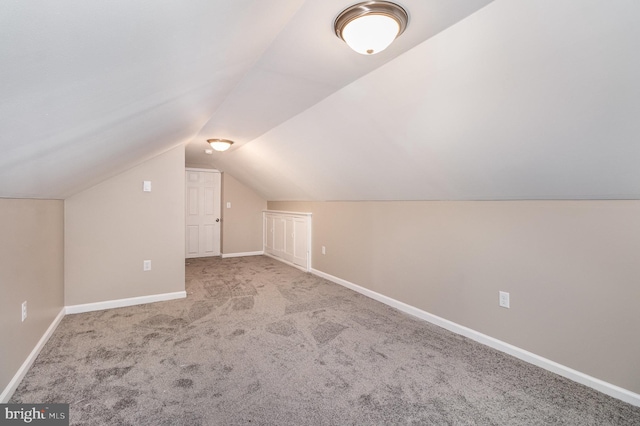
2,1,639,201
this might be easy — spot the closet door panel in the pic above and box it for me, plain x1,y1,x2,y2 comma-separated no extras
263,211,310,271
293,218,307,267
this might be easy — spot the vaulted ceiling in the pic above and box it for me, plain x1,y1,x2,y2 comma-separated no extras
2,1,639,201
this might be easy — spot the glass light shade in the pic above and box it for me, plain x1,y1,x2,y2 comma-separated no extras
342,14,400,55
207,139,233,152
335,2,408,56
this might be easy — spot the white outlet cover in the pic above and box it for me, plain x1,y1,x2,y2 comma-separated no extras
143,180,152,192
499,291,510,308
143,260,152,271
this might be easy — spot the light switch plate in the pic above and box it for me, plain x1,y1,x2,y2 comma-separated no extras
143,181,151,192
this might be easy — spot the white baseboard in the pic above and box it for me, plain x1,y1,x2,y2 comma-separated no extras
1,308,65,403
65,291,187,315
310,268,640,408
2,291,187,401
221,251,264,258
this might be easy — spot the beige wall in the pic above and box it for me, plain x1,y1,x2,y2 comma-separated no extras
65,146,185,305
221,173,267,255
268,200,640,394
0,199,64,396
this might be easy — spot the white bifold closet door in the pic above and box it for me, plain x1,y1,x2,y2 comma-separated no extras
185,170,221,258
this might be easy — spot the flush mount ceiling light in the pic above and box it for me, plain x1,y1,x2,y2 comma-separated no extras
207,138,234,152
335,1,408,55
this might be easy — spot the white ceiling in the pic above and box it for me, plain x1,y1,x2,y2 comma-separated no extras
3,1,640,201
1,0,305,198
211,0,640,201
186,0,493,159
0,0,491,198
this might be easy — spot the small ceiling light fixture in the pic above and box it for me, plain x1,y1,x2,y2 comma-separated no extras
335,1,408,55
207,138,234,152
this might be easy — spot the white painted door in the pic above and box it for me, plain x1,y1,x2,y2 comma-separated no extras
292,217,308,267
284,217,295,264
273,216,286,258
265,214,275,254
185,170,221,258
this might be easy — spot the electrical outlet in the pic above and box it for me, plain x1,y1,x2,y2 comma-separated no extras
143,260,152,271
321,246,326,255
143,180,151,192
22,301,27,322
226,202,231,209
499,291,510,308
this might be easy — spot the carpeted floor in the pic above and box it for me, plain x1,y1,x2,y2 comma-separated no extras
11,256,640,425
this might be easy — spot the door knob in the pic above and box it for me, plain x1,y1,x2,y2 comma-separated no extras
216,218,220,222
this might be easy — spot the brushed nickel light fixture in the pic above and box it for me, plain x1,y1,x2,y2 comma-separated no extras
207,138,234,152
335,1,408,55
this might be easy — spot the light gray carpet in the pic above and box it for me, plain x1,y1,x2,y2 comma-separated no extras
11,256,640,425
